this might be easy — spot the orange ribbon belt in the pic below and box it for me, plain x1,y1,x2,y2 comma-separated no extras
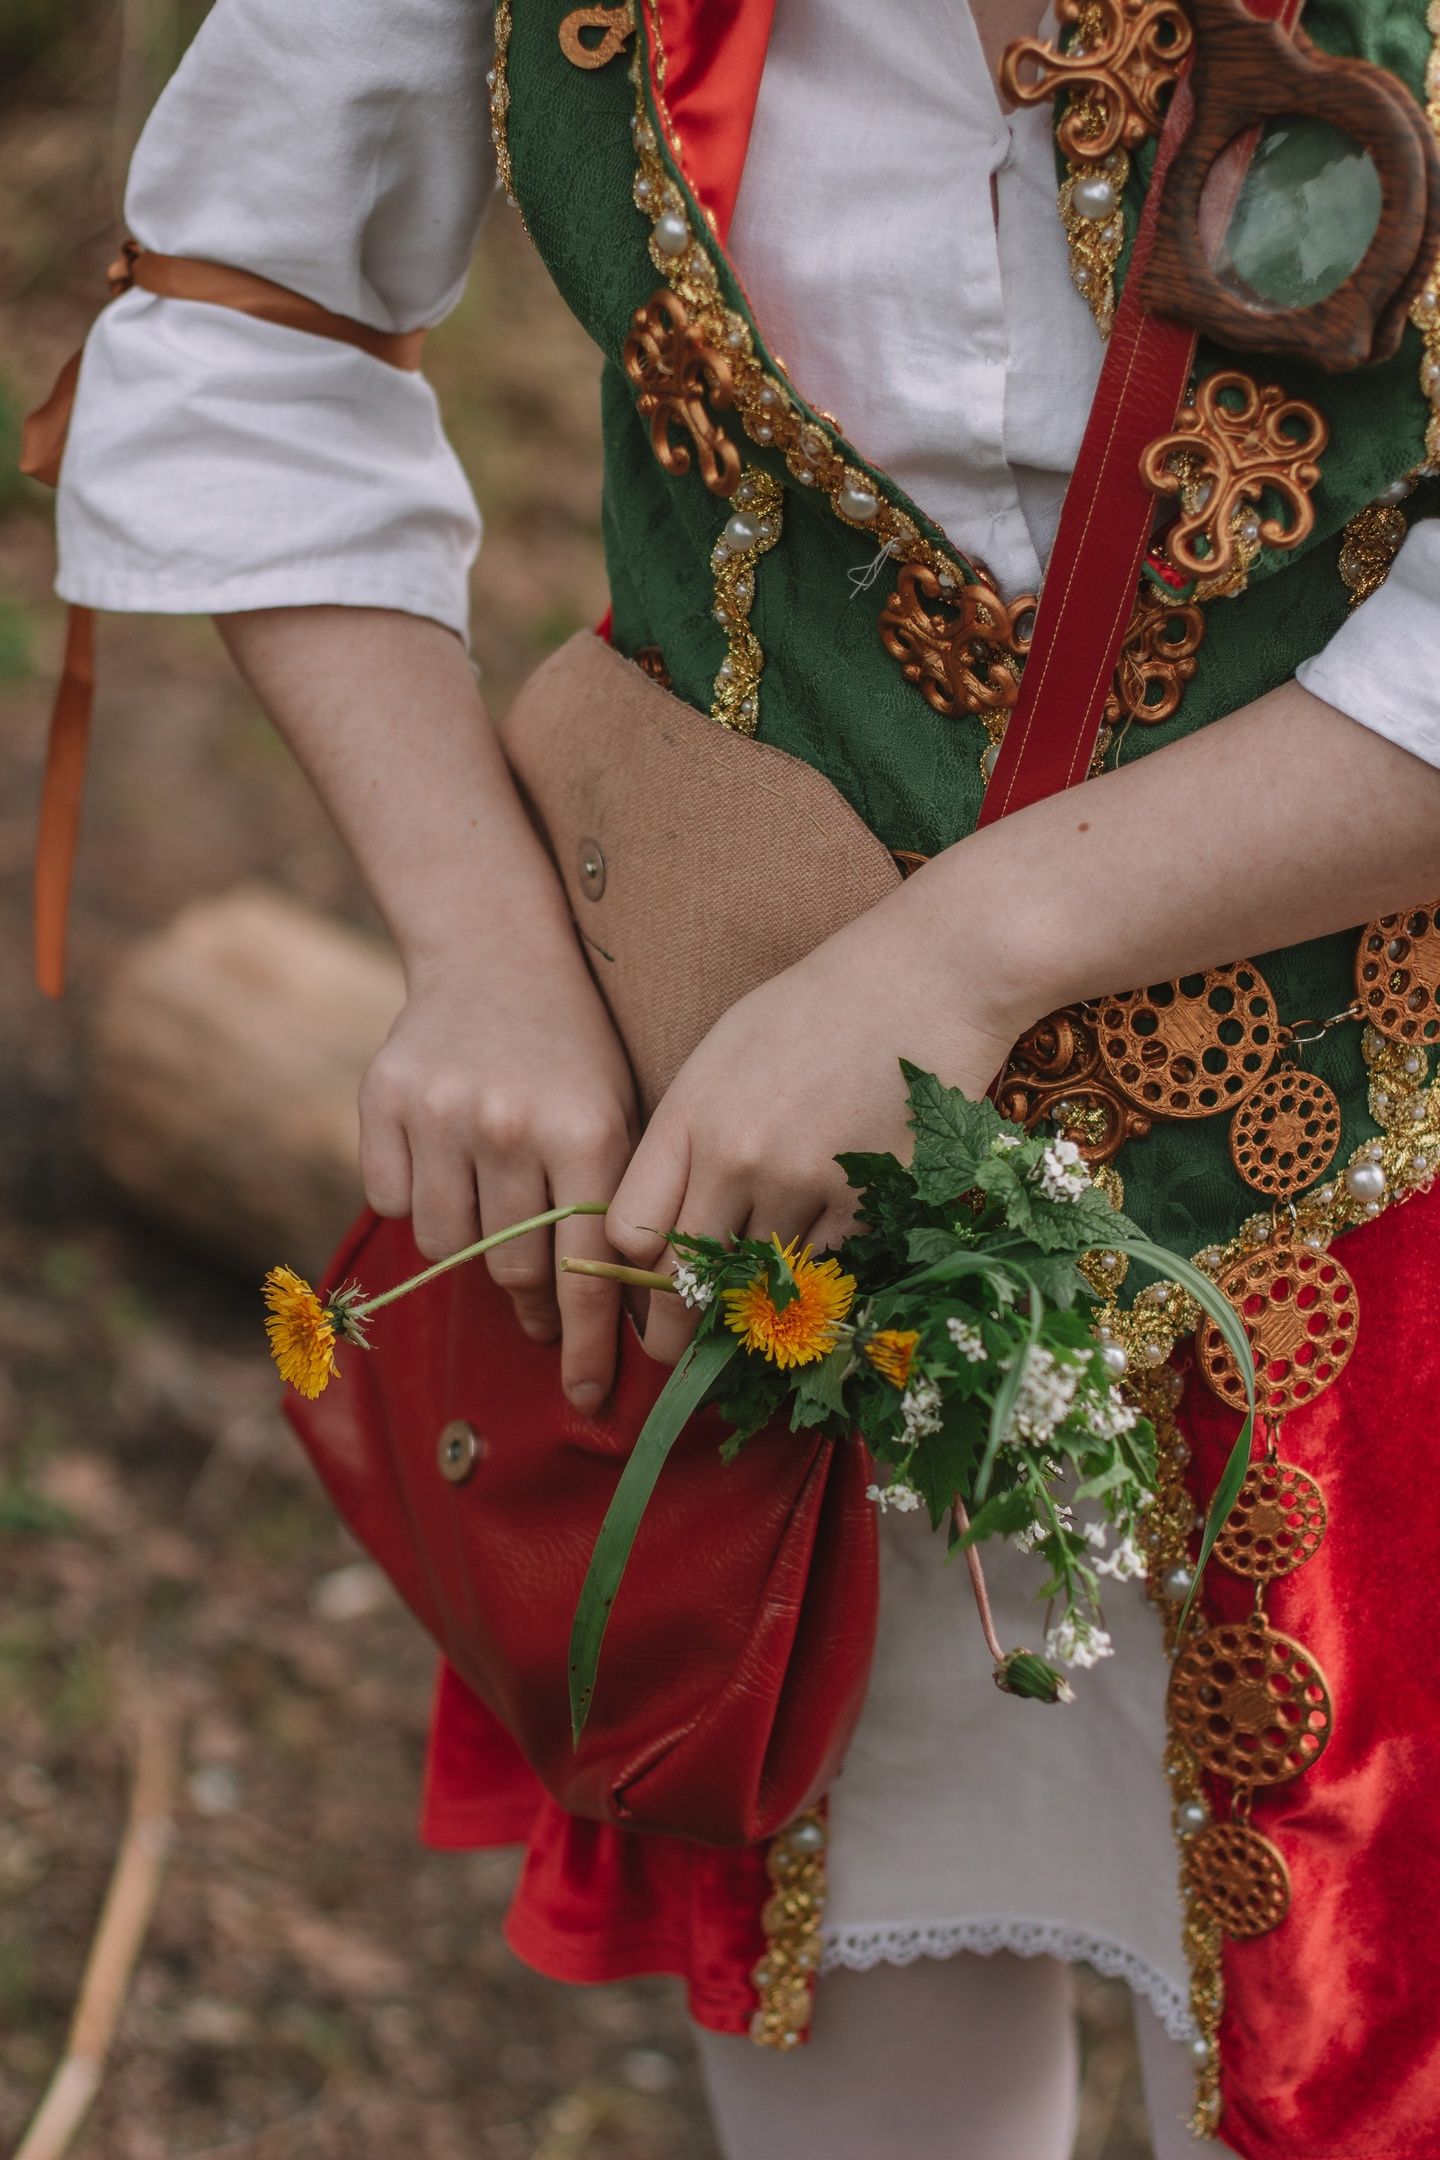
20,241,426,997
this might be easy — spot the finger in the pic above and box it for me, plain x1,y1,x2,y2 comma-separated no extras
478,1163,559,1341
553,1155,630,1412
607,1113,691,1271
358,1072,414,1219
740,1180,834,1253
639,1166,752,1369
407,1131,482,1262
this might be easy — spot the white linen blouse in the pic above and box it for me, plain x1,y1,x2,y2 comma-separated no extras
56,0,1440,769
46,0,1438,2067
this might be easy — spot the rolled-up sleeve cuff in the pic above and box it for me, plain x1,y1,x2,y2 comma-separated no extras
1296,518,1440,768
56,288,480,643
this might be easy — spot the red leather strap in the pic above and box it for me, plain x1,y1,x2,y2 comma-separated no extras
22,246,427,998
978,0,1307,828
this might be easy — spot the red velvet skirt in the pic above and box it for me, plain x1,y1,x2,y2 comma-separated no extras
418,1186,1440,2157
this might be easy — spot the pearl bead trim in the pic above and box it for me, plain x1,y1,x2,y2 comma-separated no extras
711,470,784,735
626,8,978,598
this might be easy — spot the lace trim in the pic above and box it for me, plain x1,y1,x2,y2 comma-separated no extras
820,1917,1196,2044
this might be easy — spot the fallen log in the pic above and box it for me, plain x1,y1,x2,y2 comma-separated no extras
84,884,404,1277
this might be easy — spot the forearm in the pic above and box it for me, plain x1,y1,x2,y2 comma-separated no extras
920,680,1440,1027
216,606,574,978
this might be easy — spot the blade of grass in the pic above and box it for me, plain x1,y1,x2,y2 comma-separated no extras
1110,1237,1258,1627
568,1332,740,1742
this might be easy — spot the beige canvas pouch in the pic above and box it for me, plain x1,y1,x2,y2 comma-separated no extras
495,632,903,1116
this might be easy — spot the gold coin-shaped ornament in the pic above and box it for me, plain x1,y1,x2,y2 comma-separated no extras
1355,906,1440,1045
1228,1070,1342,1199
1198,1241,1358,1419
1185,1822,1293,1938
1215,1459,1327,1581
1094,963,1279,1119
1169,1618,1332,1785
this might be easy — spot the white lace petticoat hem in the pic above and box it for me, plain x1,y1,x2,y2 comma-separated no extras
819,1916,1196,2042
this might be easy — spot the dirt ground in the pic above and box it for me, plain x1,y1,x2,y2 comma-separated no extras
1,13,1163,2157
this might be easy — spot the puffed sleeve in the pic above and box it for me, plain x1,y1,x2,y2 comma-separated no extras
55,0,495,639
1295,519,1440,768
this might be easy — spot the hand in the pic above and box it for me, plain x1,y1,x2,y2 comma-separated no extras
606,872,1038,1366
359,929,638,1411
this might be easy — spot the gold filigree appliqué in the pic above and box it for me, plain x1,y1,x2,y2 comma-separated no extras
1002,0,1192,161
1141,372,1329,588
558,1,635,68
996,1005,1155,1171
876,563,1034,763
1355,906,1440,1045
621,287,741,496
1105,584,1206,729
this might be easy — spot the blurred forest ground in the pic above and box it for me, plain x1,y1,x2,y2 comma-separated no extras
2,6,1159,2156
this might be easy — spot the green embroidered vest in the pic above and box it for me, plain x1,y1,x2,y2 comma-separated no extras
495,0,1440,1278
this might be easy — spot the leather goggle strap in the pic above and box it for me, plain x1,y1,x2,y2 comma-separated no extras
22,244,427,999
977,0,1308,830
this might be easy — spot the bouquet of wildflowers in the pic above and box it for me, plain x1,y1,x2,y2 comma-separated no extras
263,1064,1253,1738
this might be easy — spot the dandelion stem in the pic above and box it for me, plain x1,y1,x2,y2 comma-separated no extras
951,1497,1007,1666
560,1258,677,1293
351,1203,609,1318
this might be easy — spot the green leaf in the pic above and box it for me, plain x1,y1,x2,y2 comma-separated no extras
949,1483,1033,1548
791,1343,853,1429
762,1241,800,1312
568,1333,740,1741
903,1060,1006,1203
912,1396,986,1527
976,1289,1045,1502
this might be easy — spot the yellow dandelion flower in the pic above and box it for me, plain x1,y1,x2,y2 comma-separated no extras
723,1237,856,1369
263,1265,340,1399
864,1328,920,1389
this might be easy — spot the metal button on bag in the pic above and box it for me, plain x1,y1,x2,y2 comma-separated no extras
437,1418,483,1484
577,837,606,900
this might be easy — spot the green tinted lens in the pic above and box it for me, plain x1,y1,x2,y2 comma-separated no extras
1212,115,1382,309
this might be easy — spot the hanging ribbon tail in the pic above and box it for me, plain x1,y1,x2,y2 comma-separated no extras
20,346,83,490
34,605,96,999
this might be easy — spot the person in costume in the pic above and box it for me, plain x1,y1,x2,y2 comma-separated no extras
40,0,1440,2154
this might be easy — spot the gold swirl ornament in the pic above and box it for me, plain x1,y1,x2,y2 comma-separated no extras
1001,0,1192,161
1141,371,1329,588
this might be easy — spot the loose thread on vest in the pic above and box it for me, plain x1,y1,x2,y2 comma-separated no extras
846,538,899,599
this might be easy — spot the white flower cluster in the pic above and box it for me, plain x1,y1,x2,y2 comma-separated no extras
901,1376,944,1441
946,1315,986,1362
1006,1346,1081,1444
1035,1136,1092,1203
866,1479,923,1514
1094,1531,1147,1582
1045,1615,1115,1670
672,1263,714,1311
1080,1384,1140,1441
1011,1519,1046,1555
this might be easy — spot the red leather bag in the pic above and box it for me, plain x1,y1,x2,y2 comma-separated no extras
286,638,902,1847
287,1206,878,1845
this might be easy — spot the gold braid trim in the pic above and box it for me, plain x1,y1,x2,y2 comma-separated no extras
750,1810,828,2049
711,470,784,734
628,12,976,593
487,2,520,214
1131,1361,1223,2136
